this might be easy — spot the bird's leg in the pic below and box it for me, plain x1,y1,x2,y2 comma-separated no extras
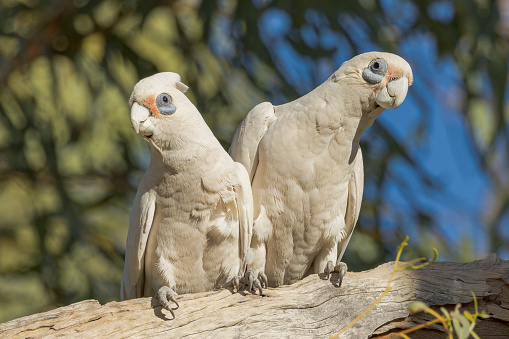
245,268,267,296
249,272,263,296
230,269,267,295
157,286,179,318
325,261,333,280
258,271,268,289
325,260,348,287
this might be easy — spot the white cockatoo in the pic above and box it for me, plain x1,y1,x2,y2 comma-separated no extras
229,52,413,288
121,72,253,317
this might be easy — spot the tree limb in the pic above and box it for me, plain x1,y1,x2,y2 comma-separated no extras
1,254,508,338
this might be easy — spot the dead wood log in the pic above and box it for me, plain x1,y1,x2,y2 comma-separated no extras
1,254,508,338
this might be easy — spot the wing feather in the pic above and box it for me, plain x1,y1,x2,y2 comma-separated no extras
229,102,276,182
120,190,156,300
232,162,254,273
337,149,364,262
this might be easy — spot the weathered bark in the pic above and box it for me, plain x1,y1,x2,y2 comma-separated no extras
1,254,508,338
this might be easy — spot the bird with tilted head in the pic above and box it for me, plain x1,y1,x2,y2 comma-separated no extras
121,72,254,317
229,52,413,288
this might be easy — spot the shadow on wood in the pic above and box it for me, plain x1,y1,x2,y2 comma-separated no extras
1,254,508,338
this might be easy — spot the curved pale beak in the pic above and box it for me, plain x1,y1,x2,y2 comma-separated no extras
131,102,151,134
375,76,409,109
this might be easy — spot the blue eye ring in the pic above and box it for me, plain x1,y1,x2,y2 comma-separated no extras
156,93,176,115
362,58,388,84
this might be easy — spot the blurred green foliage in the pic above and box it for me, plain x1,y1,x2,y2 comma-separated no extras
0,0,507,322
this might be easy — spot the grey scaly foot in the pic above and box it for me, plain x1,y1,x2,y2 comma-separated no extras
230,269,267,295
157,286,179,318
258,271,268,289
325,260,348,287
246,268,268,296
325,261,333,280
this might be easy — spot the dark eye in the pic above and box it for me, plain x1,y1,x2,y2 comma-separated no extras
362,58,388,84
156,93,176,115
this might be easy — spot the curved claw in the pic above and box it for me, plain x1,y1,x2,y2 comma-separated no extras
325,261,333,280
337,262,347,287
157,286,179,319
258,272,268,288
252,278,263,296
247,269,254,291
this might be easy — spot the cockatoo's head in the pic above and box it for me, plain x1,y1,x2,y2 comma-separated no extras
332,52,413,110
128,72,195,149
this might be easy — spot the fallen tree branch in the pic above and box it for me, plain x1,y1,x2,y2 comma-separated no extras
1,254,508,338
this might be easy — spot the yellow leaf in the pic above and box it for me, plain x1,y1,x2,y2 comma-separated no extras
463,310,474,322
